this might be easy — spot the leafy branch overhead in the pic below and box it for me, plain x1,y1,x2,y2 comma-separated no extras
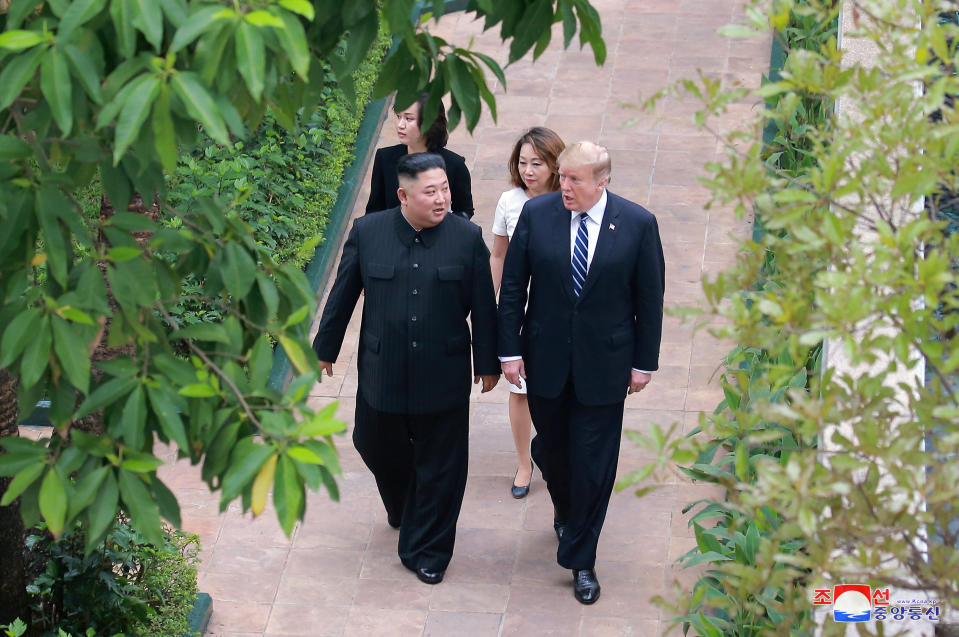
0,0,607,552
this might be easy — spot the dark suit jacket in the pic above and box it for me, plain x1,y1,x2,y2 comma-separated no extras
365,144,475,219
497,191,665,405
314,207,498,414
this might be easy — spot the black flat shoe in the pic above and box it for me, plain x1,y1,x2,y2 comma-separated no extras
511,460,534,499
573,569,600,604
415,567,445,585
511,471,531,499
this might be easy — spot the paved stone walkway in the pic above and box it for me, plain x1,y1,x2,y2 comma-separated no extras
163,1,769,635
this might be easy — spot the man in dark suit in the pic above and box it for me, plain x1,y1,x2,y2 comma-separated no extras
498,141,665,604
313,153,500,585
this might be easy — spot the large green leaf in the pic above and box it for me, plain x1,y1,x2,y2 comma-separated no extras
109,0,137,58
0,45,46,110
67,465,110,522
223,242,256,298
51,316,91,394
509,0,553,62
170,71,229,145
36,190,71,286
85,469,119,554
235,21,266,101
247,334,273,388
220,438,275,502
129,0,163,50
147,385,189,449
279,0,314,20
64,44,104,104
19,315,51,389
446,56,481,130
0,30,49,51
340,11,377,80
273,454,303,535
120,384,147,450
156,0,187,27
277,11,310,78
0,462,46,507
39,468,68,537
113,74,160,165
118,469,164,545
169,5,226,53
57,0,108,43
0,134,33,161
0,307,41,368
152,84,177,173
6,0,46,30
75,376,139,418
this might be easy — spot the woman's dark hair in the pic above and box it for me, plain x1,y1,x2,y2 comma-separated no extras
507,127,566,192
396,94,449,150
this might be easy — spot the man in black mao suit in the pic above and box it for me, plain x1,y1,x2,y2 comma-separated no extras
313,153,500,585
498,142,665,604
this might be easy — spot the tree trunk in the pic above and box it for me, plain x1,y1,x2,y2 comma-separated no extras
0,368,29,625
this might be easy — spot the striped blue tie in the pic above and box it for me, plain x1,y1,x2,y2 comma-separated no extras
572,212,589,297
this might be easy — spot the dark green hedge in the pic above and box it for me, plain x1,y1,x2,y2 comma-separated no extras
168,29,391,269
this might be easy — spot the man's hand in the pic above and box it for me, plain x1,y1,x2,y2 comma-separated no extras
627,370,651,394
501,359,525,387
474,374,500,392
319,361,333,377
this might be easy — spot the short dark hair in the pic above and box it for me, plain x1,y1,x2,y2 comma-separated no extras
508,127,566,192
397,152,447,184
394,93,449,150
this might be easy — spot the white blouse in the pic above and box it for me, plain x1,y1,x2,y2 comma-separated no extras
491,187,530,239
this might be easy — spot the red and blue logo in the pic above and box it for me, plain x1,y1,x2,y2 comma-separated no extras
814,584,890,622
832,584,873,622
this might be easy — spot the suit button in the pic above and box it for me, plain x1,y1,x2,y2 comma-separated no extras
412,263,419,269
412,289,418,295
412,341,418,348
411,315,417,322
414,237,421,243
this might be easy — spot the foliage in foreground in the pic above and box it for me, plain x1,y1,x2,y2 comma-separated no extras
27,517,199,637
0,0,607,557
624,0,959,634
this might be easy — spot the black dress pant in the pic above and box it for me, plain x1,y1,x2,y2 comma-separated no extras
353,388,469,572
528,376,624,570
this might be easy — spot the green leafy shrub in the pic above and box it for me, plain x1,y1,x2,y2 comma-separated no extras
168,29,391,271
621,3,839,635
26,518,200,637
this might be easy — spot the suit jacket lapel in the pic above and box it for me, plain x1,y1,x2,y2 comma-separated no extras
578,194,620,301
553,202,577,304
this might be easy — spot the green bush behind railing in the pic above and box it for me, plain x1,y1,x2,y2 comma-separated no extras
661,5,838,636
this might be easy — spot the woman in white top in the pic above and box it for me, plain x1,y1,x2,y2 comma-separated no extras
490,127,566,499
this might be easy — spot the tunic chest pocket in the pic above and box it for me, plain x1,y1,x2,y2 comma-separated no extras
367,263,394,279
437,265,464,281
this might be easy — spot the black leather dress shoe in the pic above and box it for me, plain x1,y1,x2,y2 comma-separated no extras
415,567,445,585
573,569,600,604
553,519,568,542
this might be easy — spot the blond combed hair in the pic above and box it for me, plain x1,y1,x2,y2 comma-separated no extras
557,141,611,182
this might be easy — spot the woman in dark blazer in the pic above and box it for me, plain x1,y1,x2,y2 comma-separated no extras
366,94,474,219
